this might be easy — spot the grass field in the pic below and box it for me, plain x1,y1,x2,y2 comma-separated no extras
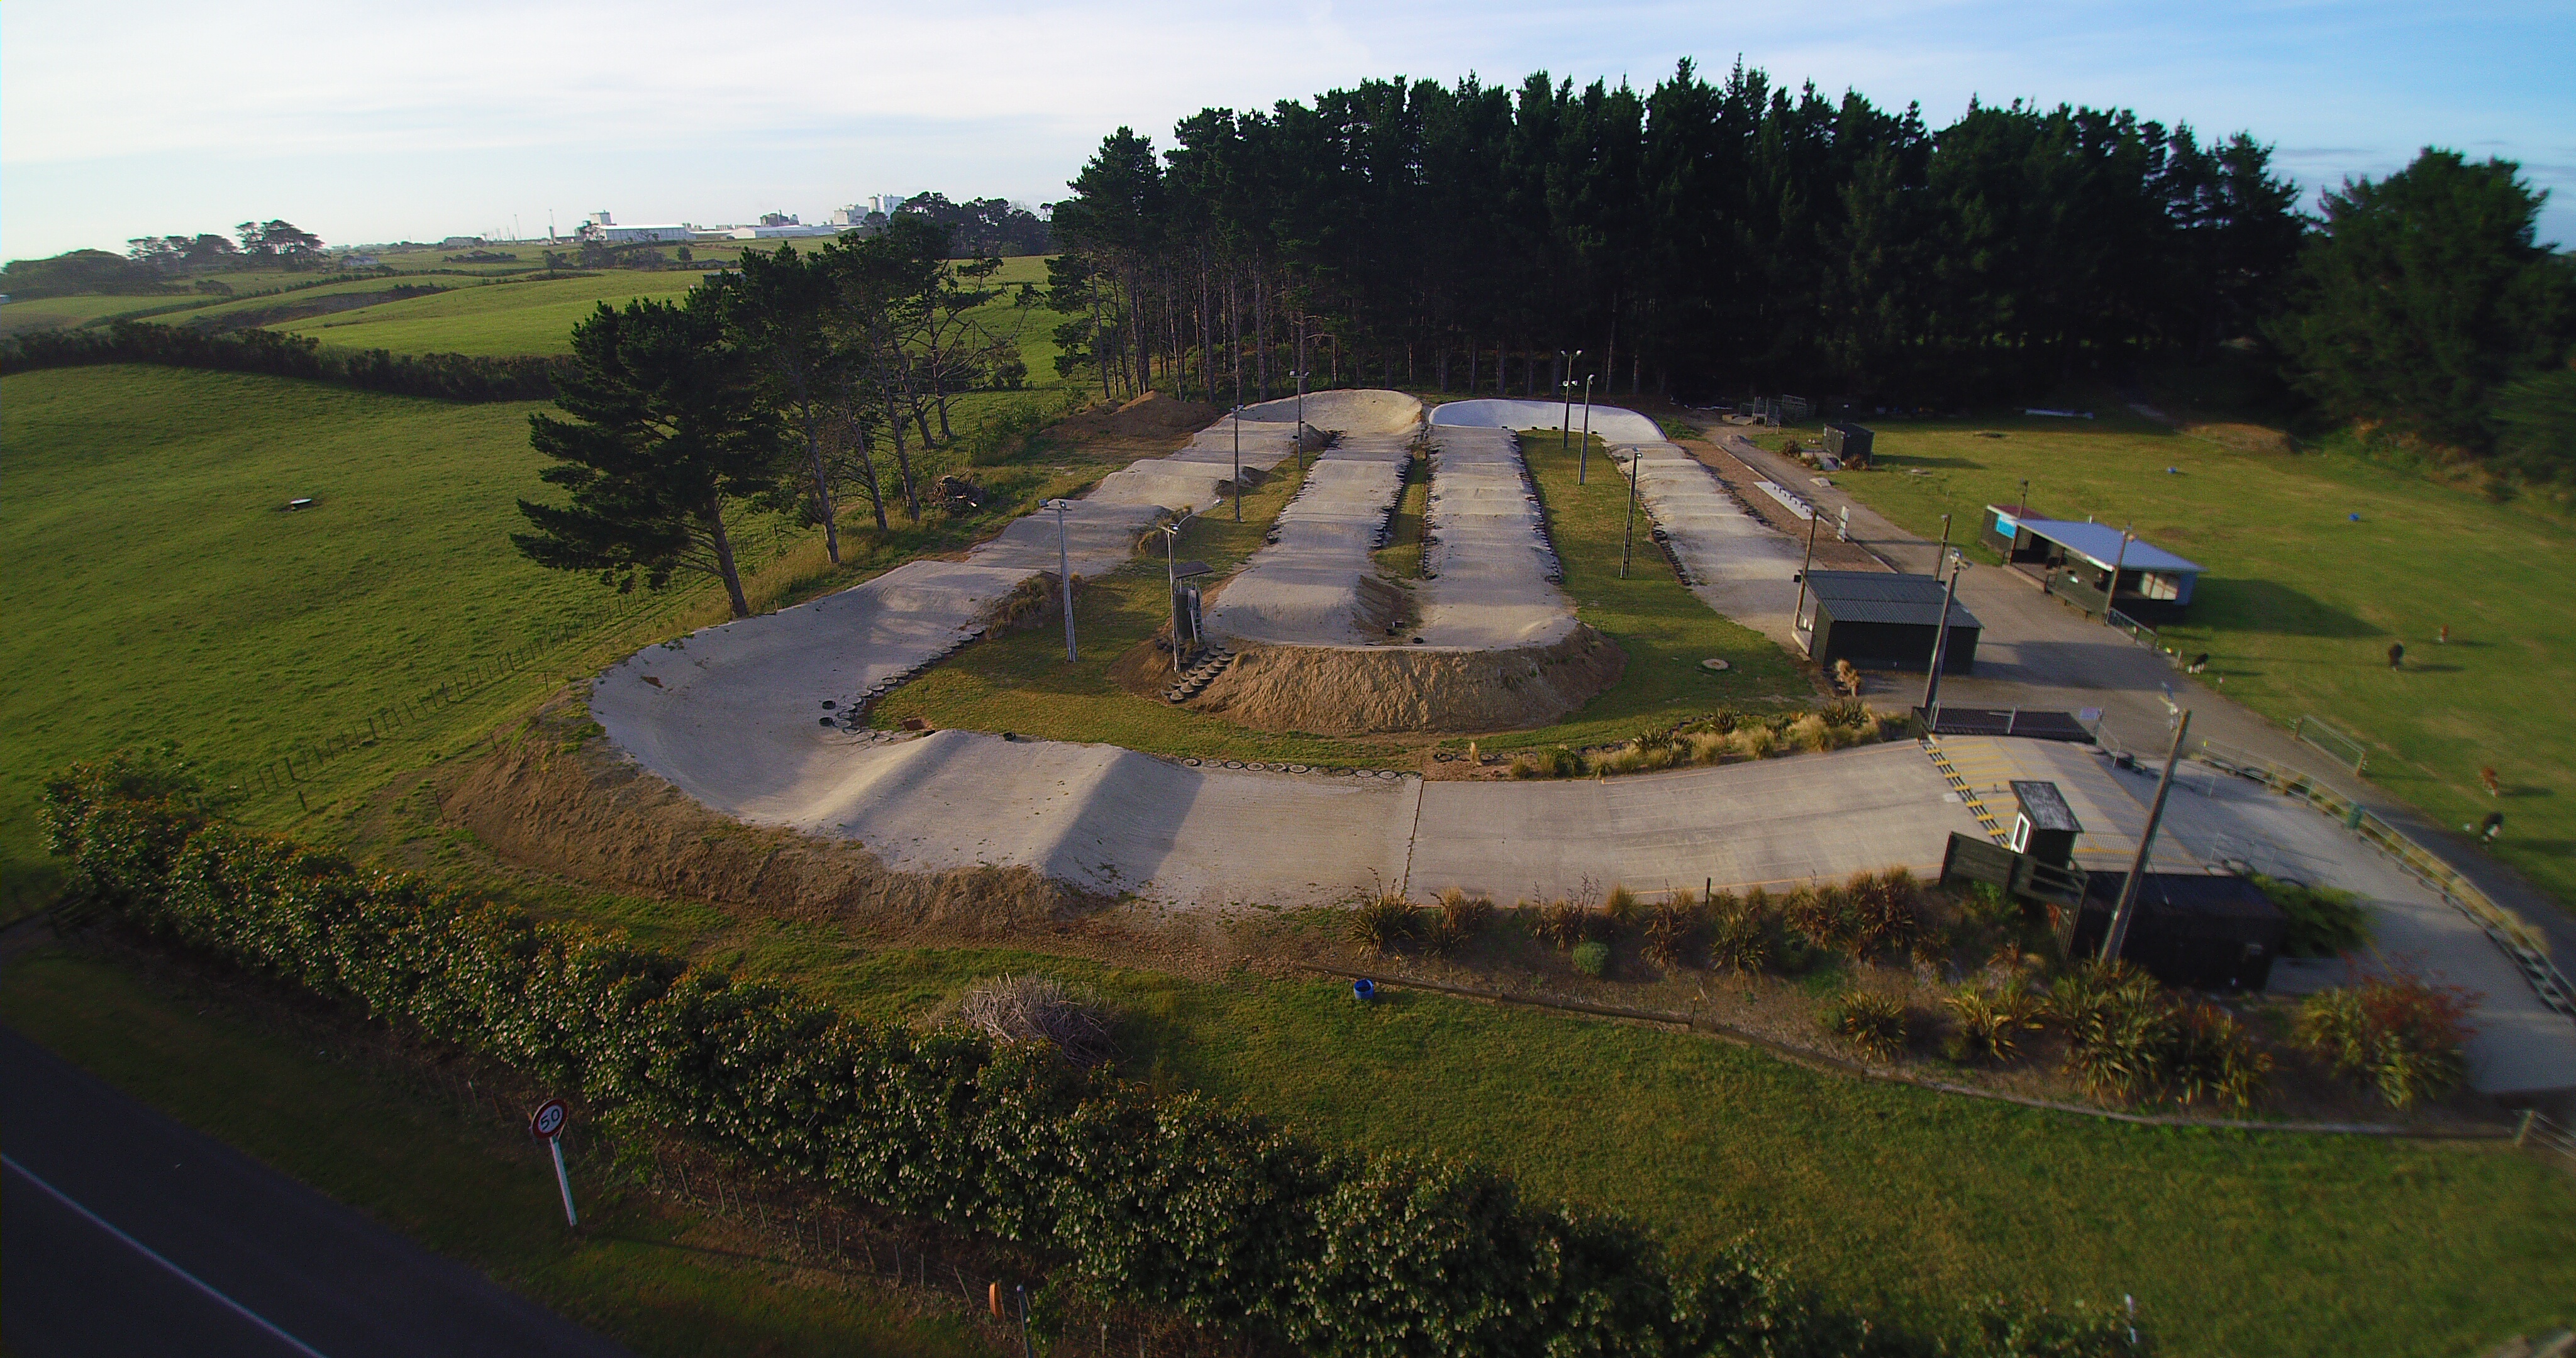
0,948,986,1358
275,272,716,355
1792,414,2576,908
653,932,2573,1358
0,291,194,336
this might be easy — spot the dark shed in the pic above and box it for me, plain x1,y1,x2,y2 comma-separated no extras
2007,780,2082,868
1821,422,1875,468
2058,872,2288,993
1798,570,1979,673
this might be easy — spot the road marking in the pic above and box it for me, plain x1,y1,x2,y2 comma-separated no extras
3,1152,332,1358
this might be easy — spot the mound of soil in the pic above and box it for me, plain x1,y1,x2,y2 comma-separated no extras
1045,390,1224,447
1179,624,1626,734
442,692,1089,933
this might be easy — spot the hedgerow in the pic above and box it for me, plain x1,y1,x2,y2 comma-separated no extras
40,749,2138,1357
0,320,570,401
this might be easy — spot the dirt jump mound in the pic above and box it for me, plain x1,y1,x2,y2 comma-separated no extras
1181,624,1626,735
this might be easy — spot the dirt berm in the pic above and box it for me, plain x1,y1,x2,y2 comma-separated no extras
443,692,1089,933
1182,624,1625,734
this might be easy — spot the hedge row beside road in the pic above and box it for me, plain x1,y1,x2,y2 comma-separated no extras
38,751,2133,1357
0,320,569,402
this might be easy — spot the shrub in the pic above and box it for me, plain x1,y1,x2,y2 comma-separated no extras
1848,869,1919,956
1819,990,1909,1061
1641,898,1702,968
2251,875,2372,958
1943,983,2046,1064
1426,888,1492,956
1786,886,1857,955
2048,963,2269,1108
1534,898,1588,950
2295,974,2475,1110
1570,941,1611,978
1707,897,1772,974
1599,884,1638,932
1346,896,1416,954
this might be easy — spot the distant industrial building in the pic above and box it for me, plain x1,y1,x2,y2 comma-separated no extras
1796,570,1980,673
1981,506,2204,622
575,211,694,245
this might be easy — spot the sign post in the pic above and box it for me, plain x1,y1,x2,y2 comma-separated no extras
529,1098,577,1228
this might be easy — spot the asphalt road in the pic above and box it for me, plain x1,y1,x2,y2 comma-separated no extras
1,1027,634,1358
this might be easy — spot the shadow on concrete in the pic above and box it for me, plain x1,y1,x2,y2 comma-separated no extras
2196,578,2382,638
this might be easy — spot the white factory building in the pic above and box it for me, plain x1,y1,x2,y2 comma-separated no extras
575,211,692,245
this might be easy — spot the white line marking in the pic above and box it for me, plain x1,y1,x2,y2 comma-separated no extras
4,1152,331,1358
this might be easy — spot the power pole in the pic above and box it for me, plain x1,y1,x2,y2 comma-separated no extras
1792,509,1821,655
1920,550,1964,715
2102,710,2191,963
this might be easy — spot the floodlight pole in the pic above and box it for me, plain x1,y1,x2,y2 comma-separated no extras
1580,374,1594,454
2017,478,2029,517
1050,500,1077,663
1558,350,1581,450
1920,549,1964,715
2102,525,2131,625
1935,512,1951,577
1162,511,1192,652
2102,710,2191,963
1619,443,1643,578
1792,509,1821,656
1233,368,1245,522
1292,368,1308,473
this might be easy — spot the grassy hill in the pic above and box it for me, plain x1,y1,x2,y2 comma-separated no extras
274,272,716,355
1796,414,2576,910
0,367,692,915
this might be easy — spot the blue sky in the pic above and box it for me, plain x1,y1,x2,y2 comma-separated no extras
5,0,2570,260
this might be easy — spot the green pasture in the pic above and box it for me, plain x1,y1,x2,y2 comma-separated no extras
0,292,187,336
0,948,986,1358
687,935,2573,1358
1796,415,2576,908
275,272,715,355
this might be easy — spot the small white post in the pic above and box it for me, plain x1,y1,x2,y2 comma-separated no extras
549,1137,578,1228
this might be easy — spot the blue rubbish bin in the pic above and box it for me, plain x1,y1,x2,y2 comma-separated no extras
1352,978,1377,1002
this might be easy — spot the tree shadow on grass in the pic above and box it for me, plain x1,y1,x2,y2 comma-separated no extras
2192,579,2383,638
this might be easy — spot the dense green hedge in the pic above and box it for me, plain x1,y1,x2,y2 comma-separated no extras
0,321,569,402
40,751,2133,1357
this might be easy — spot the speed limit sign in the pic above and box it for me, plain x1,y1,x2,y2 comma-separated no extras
530,1098,569,1141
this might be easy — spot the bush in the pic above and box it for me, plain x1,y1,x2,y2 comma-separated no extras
1641,898,1702,968
1707,896,1772,974
2251,875,2372,958
1943,983,2045,1064
2048,963,2269,1108
2294,974,2475,1110
1786,885,1857,955
1346,896,1416,955
1570,941,1611,978
1599,884,1638,931
952,974,1118,1067
1533,898,1588,950
1847,869,1919,956
1426,888,1491,955
0,319,572,402
1819,990,1909,1061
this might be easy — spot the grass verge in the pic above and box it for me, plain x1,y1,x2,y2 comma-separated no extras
0,946,987,1358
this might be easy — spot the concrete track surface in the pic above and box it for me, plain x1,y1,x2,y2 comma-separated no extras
3,1029,635,1358
1202,394,1422,647
1615,441,1806,646
1430,397,1664,444
1416,425,1578,649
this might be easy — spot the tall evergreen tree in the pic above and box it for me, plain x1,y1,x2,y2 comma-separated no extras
514,290,785,618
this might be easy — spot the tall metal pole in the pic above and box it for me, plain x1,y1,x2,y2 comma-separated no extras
1921,550,1963,714
2102,710,2191,963
1935,512,1951,577
2017,477,2028,517
548,1137,578,1228
1293,368,1307,473
1579,374,1594,453
1792,509,1821,654
1619,443,1643,578
1053,501,1077,663
1233,366,1245,522
2102,526,2131,624
1558,350,1580,450
1163,512,1189,652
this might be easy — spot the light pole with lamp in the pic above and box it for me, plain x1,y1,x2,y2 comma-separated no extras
1920,548,1966,719
1291,368,1309,473
1619,440,1644,578
1159,510,1193,653
1558,350,1582,451
1045,499,1077,663
1791,508,1821,656
1934,512,1951,577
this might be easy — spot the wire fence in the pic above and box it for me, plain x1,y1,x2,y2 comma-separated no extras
223,518,815,802
2290,714,2371,774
